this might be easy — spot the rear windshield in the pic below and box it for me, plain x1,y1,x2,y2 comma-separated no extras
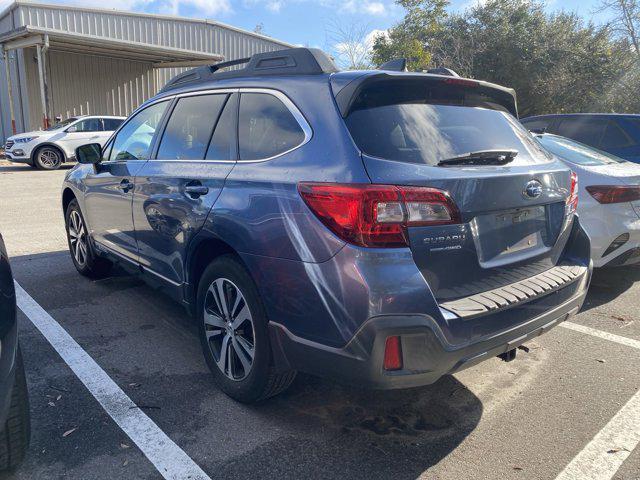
344,81,552,166
537,134,625,166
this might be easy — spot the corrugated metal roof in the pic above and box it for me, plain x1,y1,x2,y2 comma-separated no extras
0,0,294,61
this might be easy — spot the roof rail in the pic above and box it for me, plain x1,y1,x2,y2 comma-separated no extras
160,47,339,93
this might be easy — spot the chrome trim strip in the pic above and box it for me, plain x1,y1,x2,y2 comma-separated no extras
141,265,183,287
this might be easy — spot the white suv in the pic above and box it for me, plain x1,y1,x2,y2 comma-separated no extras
3,115,125,170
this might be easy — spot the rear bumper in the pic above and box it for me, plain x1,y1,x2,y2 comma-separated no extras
269,266,590,389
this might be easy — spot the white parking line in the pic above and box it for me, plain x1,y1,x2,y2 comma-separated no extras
560,322,640,351
555,321,640,480
14,282,212,480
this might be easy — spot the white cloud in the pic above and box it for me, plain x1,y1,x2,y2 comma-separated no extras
363,2,385,15
265,0,284,12
339,0,387,15
49,0,232,17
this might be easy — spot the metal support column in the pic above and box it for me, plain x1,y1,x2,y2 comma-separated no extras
3,49,16,135
36,42,49,130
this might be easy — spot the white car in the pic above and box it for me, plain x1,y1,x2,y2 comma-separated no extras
537,133,640,267
3,115,125,170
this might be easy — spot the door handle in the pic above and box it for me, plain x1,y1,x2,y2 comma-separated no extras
185,181,209,198
118,179,133,193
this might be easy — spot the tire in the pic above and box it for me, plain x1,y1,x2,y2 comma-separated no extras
197,255,296,403
33,146,63,170
0,346,30,471
65,199,112,278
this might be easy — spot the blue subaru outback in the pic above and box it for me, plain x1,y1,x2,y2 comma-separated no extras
62,48,592,403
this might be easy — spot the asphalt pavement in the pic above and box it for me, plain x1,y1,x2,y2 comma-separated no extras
1,161,639,480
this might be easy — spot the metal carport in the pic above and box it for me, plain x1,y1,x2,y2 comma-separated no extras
0,26,223,133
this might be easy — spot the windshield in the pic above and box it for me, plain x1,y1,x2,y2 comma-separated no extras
537,134,625,166
46,117,77,131
344,83,551,166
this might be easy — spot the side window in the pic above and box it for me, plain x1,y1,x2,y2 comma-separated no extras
238,93,305,161
103,118,124,131
109,101,169,161
157,94,227,160
556,117,607,148
206,94,236,161
601,121,634,149
74,118,102,132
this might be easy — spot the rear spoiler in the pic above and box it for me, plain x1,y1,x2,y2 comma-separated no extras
331,72,518,118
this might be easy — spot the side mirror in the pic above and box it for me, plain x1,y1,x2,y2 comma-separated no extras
67,125,78,133
76,143,102,165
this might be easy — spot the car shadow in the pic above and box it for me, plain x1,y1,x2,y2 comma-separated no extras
581,265,640,313
12,250,482,480
0,163,73,173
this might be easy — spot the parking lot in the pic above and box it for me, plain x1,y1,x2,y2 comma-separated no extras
1,161,640,480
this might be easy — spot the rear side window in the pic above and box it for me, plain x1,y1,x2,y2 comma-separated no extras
238,93,305,161
75,118,102,132
556,117,607,148
103,118,123,131
206,94,236,161
157,94,227,160
109,100,169,161
344,81,551,166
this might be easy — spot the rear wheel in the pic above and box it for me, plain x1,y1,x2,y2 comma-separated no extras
65,199,112,278
33,146,63,170
0,347,30,471
198,255,296,403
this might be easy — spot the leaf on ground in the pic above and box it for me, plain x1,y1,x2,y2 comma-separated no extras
513,466,524,471
120,443,130,449
63,427,77,437
517,345,530,353
596,359,606,363
607,447,630,454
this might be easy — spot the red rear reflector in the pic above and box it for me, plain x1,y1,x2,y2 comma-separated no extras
298,183,461,248
566,171,578,215
383,336,402,371
586,185,640,204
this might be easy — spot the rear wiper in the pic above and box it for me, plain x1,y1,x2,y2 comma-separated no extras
437,149,518,167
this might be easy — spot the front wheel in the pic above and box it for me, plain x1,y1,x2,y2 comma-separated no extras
65,199,112,278
33,146,63,170
197,255,296,403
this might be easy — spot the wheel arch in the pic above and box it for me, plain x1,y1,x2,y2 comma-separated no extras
185,233,249,313
62,187,77,216
31,143,67,164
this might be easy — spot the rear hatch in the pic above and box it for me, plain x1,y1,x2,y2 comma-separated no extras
335,74,576,301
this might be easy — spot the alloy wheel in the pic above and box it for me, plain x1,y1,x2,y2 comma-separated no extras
68,210,88,267
203,278,255,381
39,149,61,168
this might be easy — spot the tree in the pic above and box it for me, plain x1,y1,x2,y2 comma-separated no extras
599,0,640,60
326,20,379,70
374,0,639,115
371,0,448,71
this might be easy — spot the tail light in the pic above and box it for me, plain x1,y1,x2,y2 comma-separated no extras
566,171,579,215
586,185,640,204
298,183,461,248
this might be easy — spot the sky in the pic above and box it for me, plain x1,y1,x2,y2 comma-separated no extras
1,0,611,55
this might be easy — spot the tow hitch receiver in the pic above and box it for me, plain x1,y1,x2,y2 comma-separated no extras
498,348,517,362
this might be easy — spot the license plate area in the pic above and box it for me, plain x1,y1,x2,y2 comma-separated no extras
471,206,551,267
